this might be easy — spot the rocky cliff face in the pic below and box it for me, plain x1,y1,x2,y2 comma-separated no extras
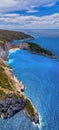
0,29,57,124
0,42,19,60
19,42,57,59
0,58,39,124
0,29,57,60
0,43,8,60
0,41,57,61
0,30,39,124
0,30,34,42
0,29,57,126
0,29,33,60
0,94,26,119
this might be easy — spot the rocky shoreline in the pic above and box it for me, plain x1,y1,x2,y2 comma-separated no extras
0,41,57,61
0,58,39,124
0,94,26,119
19,42,57,59
0,30,57,125
0,41,39,125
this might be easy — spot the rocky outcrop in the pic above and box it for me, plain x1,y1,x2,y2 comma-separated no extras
25,98,39,124
0,29,58,126
19,42,57,59
0,42,19,60
31,112,39,124
0,29,33,60
0,29,34,42
0,94,26,119
0,58,39,124
0,41,57,61
0,43,9,60
0,29,57,60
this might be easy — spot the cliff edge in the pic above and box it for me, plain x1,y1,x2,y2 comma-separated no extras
0,29,57,125
0,58,39,124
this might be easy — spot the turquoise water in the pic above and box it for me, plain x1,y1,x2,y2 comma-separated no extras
2,30,59,130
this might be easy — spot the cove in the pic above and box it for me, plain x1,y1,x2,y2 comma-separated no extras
7,31,59,130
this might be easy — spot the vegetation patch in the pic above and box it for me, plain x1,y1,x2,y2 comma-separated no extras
0,67,13,91
27,42,55,57
0,59,24,100
0,90,6,100
25,98,35,117
0,30,33,42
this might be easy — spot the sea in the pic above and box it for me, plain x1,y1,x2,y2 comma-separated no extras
0,29,59,130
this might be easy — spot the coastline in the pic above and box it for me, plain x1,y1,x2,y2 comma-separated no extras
7,52,40,124
0,29,59,130
0,57,39,124
0,29,58,129
9,48,20,52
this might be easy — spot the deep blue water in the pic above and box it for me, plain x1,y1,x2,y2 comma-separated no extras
1,30,59,130
0,111,37,130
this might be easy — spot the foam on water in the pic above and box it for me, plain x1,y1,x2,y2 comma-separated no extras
7,59,14,64
9,49,20,54
32,113,42,130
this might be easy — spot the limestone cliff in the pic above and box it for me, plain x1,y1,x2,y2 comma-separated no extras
0,29,57,125
0,30,33,42
19,42,57,59
0,41,57,60
0,58,39,124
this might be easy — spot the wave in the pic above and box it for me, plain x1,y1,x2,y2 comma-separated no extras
32,113,42,130
7,59,14,64
9,48,20,54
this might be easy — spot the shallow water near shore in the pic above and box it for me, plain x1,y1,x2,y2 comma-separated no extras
5,30,59,130
7,50,59,130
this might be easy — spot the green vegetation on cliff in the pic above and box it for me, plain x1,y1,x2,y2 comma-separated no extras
27,42,57,58
0,59,39,123
0,66,13,91
25,98,34,117
0,30,39,123
0,59,20,99
0,30,33,43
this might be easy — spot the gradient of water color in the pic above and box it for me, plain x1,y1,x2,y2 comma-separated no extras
2,30,59,130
